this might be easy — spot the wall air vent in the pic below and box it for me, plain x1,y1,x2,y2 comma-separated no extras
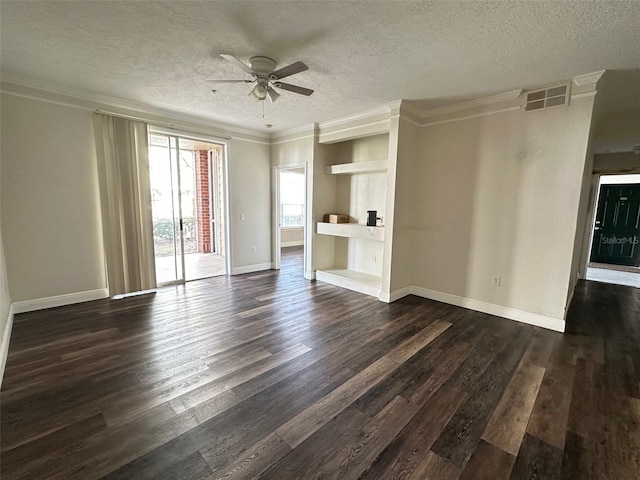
525,83,570,112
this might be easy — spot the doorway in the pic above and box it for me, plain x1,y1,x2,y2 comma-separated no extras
586,174,640,288
273,165,306,274
148,132,228,285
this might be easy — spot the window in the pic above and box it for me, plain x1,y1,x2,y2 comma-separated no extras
280,170,305,228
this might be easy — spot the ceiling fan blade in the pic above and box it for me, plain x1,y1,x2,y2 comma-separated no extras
275,82,314,96
220,54,255,75
271,61,308,80
206,79,254,84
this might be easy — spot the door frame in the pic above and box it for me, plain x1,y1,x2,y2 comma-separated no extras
149,126,231,284
272,163,309,274
580,173,602,280
209,147,223,255
581,173,640,277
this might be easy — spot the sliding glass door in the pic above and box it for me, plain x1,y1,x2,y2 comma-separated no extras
149,132,227,285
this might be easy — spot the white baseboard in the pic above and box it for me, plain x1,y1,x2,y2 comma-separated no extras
11,288,109,314
305,270,315,281
379,286,412,303
315,270,380,298
1,304,15,386
410,286,565,332
281,241,304,247
231,262,273,275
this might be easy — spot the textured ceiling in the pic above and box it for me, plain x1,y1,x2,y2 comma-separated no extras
1,1,640,132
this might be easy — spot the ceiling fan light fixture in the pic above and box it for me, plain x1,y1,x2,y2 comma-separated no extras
251,83,268,100
267,87,280,103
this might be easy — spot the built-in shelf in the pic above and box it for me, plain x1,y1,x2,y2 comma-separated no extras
325,159,388,175
317,222,385,241
316,268,381,298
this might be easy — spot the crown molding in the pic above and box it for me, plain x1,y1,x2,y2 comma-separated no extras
386,99,406,116
420,106,521,128
270,123,315,144
0,75,270,141
573,70,606,87
317,118,391,144
317,104,391,130
419,89,523,119
396,100,424,118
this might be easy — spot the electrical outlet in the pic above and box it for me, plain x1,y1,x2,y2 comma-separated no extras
492,276,501,287
371,254,376,263
240,213,245,221
252,246,257,254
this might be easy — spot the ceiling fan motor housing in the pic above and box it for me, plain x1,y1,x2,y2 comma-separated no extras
249,56,277,75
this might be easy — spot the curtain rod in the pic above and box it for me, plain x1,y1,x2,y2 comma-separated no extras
94,109,232,141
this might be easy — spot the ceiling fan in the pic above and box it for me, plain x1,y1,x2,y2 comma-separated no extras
208,54,314,102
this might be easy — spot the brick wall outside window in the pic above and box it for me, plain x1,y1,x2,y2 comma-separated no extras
195,150,211,253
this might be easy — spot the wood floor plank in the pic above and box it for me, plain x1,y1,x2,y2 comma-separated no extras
359,384,467,480
2,248,639,479
458,439,515,480
313,395,416,480
194,362,356,473
431,326,531,468
481,359,545,455
275,356,398,448
526,359,575,449
386,319,452,364
510,433,562,480
132,451,212,480
566,358,605,439
407,450,461,480
203,432,290,480
260,407,369,480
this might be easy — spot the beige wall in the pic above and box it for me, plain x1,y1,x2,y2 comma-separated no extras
270,137,313,267
228,138,272,271
593,152,640,174
271,136,313,167
281,227,304,246
1,94,106,303
409,97,595,321
0,152,11,380
0,228,9,324
0,102,10,330
568,99,598,299
388,117,420,292
593,109,640,154
333,135,388,276
311,140,338,272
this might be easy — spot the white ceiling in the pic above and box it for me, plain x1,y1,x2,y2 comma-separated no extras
1,1,640,133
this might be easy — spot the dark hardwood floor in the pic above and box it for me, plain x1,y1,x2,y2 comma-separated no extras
1,246,639,479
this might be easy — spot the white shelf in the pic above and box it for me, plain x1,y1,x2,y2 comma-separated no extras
317,222,385,241
316,268,381,298
325,159,388,175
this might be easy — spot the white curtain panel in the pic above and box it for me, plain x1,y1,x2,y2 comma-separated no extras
94,114,156,296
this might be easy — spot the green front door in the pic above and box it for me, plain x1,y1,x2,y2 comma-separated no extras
590,184,640,266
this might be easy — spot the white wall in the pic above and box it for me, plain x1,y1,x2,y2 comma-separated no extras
228,138,272,272
409,96,595,322
1,94,106,303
